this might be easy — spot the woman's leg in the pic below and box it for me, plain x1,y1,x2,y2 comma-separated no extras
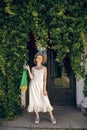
35,112,40,124
35,112,40,119
49,111,54,119
49,111,56,124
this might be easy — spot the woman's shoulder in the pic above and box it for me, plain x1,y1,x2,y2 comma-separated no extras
43,66,47,69
32,66,47,70
42,66,47,71
31,66,35,70
32,66,37,69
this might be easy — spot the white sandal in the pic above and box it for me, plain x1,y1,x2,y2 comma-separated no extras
35,118,40,124
50,118,56,124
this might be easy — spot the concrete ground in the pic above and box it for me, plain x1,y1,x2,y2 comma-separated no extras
0,106,87,130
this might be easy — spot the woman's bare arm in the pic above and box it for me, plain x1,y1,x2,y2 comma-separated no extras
43,67,47,96
26,65,34,80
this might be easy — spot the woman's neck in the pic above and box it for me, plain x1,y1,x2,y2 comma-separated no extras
37,64,42,67
36,63,42,67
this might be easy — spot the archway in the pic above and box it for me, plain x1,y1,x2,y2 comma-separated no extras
26,32,76,107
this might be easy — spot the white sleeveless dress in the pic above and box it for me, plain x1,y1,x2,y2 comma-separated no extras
27,67,53,112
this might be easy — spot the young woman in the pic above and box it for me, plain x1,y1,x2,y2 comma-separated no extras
26,52,56,124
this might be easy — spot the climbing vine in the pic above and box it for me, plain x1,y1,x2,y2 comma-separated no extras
0,0,87,119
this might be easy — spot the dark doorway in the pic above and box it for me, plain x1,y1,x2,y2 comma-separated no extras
47,49,76,106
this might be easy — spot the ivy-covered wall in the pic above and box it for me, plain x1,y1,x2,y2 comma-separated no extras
0,0,87,119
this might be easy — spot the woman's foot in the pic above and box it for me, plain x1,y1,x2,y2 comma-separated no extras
50,118,56,124
35,118,40,124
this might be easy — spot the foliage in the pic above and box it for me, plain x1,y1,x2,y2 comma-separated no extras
0,0,29,119
83,74,87,97
0,0,87,119
32,0,87,77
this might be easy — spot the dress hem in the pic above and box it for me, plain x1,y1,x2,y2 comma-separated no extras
27,105,53,113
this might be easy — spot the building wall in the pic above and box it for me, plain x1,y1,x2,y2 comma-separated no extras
76,42,87,108
76,78,84,108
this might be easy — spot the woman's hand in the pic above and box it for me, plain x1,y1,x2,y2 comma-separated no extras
25,65,30,71
43,88,47,96
24,65,34,80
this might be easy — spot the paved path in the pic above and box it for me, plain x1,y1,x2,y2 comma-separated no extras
0,106,87,130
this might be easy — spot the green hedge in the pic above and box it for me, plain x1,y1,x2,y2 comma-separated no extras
0,37,29,119
0,1,29,119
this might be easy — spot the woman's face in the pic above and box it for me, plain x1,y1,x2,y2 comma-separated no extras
36,55,43,64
